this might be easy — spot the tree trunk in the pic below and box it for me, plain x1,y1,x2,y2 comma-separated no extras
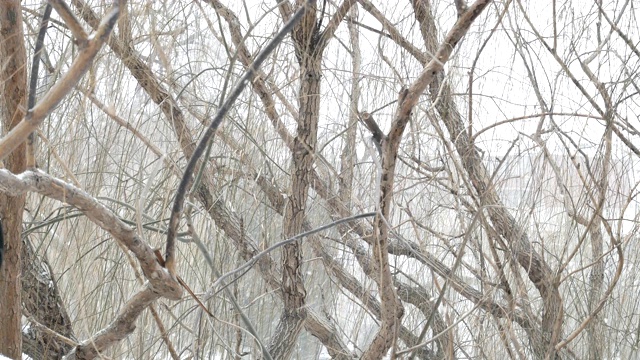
0,1,27,358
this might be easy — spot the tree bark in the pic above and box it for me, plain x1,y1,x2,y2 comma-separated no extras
21,238,75,360
0,1,27,358
268,1,321,357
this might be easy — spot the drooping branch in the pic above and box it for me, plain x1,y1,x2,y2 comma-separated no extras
0,2,119,161
165,0,315,276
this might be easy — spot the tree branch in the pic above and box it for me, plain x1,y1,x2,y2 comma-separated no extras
62,288,158,360
49,0,88,43
26,3,52,168
0,3,119,161
0,169,182,300
165,0,315,276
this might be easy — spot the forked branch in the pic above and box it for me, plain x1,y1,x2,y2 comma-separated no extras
360,1,492,358
164,0,315,276
0,169,182,300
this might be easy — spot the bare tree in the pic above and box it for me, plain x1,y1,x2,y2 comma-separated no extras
1,0,639,359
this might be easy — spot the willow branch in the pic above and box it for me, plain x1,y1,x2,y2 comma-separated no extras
26,3,52,168
165,0,315,275
0,169,182,300
0,4,118,161
49,0,88,42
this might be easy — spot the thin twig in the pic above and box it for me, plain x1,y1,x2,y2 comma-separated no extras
164,0,316,275
211,212,376,290
0,4,119,161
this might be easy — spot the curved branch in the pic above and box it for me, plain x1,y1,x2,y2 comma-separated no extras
165,0,315,275
26,3,52,168
211,212,376,290
62,288,158,360
0,169,182,300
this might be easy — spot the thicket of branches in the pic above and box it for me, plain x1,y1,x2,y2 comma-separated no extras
1,0,639,359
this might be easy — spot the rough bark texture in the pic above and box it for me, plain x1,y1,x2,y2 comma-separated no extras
586,221,604,360
0,1,620,358
0,1,27,358
268,2,320,357
0,161,184,360
584,128,610,360
361,112,405,359
22,238,75,360
270,1,357,356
